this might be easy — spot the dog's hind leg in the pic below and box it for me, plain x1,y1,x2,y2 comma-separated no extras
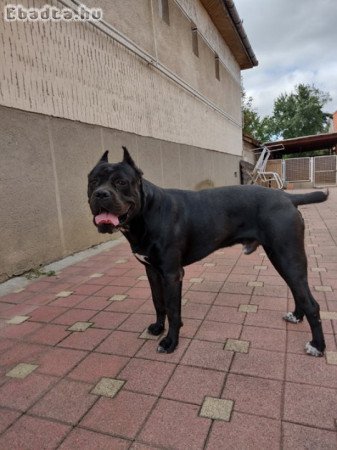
263,243,325,356
146,266,166,336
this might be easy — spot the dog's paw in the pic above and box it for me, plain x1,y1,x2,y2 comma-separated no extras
283,312,302,324
305,341,324,357
157,336,177,354
148,322,165,336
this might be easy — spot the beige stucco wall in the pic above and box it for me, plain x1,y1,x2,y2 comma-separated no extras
0,0,248,280
0,0,243,155
242,139,257,164
0,105,241,282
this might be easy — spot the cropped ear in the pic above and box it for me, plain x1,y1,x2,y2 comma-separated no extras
122,146,143,178
99,150,109,163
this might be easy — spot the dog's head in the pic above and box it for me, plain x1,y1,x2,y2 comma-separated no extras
87,147,143,234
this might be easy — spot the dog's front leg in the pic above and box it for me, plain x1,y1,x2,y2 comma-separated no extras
146,266,166,336
157,272,183,354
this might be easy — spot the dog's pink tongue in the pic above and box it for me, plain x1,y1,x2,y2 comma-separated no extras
95,212,119,226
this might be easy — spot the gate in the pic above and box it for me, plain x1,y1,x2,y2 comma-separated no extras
283,157,311,182
313,155,337,187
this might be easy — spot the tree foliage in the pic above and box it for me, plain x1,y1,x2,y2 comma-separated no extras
272,84,331,139
242,89,274,142
242,83,331,143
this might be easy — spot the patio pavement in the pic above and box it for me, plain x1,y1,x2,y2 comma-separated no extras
0,188,337,449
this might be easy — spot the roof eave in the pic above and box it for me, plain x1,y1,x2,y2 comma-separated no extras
199,0,258,70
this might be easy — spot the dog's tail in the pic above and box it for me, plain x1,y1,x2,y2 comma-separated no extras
287,189,329,207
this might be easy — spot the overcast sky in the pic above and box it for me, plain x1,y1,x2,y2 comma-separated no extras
235,0,337,117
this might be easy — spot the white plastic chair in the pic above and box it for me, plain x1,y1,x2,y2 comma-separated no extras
249,146,284,189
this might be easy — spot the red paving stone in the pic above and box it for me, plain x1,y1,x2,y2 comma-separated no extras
96,330,144,357
0,374,57,411
206,305,246,324
181,339,233,371
52,307,96,325
195,320,242,342
0,409,21,434
240,325,287,352
282,422,337,449
81,391,156,439
162,365,224,404
58,428,129,450
58,328,110,351
0,415,70,450
0,321,42,339
222,373,283,419
27,323,71,345
74,295,111,311
286,352,337,388
139,398,211,450
1,190,337,448
36,347,87,377
230,348,285,380
119,358,175,395
68,352,129,383
118,313,156,332
29,305,67,323
0,342,46,367
30,379,97,424
207,412,281,450
284,382,337,430
91,311,129,329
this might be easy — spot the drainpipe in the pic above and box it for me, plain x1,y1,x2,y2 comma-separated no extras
224,0,258,67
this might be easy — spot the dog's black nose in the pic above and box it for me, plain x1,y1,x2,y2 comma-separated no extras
95,189,110,199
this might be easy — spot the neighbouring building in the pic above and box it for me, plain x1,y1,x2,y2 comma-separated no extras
332,111,337,132
0,0,257,281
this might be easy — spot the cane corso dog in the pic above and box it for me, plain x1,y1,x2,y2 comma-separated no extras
87,147,328,356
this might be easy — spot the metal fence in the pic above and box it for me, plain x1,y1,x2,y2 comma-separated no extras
265,155,337,187
284,157,311,182
313,155,337,187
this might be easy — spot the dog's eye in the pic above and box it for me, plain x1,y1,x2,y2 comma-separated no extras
115,179,127,187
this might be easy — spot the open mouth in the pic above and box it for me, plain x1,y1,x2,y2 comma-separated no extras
94,207,131,229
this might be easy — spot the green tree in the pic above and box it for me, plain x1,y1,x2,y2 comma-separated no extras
272,84,331,139
242,89,274,142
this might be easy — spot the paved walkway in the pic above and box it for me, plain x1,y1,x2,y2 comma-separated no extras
0,188,337,449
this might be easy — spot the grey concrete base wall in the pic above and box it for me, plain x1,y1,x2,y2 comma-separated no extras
0,105,241,282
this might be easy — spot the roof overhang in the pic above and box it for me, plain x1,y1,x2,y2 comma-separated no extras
263,133,337,157
243,133,260,148
200,0,258,69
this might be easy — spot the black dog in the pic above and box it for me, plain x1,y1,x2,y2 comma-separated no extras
88,147,328,356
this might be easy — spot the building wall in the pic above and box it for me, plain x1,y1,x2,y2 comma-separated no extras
0,0,243,155
333,111,337,132
242,139,257,164
0,0,245,281
0,105,241,282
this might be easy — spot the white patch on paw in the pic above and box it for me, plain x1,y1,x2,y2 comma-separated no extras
305,341,323,357
157,345,167,354
283,312,301,323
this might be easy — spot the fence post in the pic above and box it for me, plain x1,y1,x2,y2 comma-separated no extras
281,159,285,181
310,157,314,183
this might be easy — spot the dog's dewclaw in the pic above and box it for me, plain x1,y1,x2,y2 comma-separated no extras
305,341,323,357
283,312,300,323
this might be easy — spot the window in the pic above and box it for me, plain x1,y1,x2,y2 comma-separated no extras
215,54,220,80
191,25,199,57
158,0,169,25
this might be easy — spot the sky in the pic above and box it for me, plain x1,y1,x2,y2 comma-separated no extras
235,0,337,117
